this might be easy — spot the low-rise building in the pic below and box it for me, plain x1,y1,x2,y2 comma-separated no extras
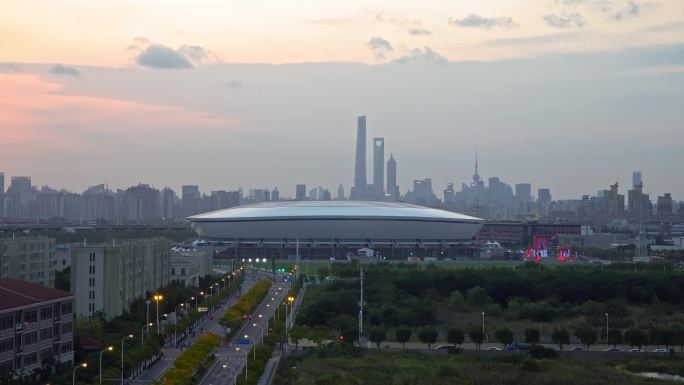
0,237,57,287
71,238,171,319
170,251,212,287
0,279,74,375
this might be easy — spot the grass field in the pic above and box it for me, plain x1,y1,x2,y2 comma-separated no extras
273,346,684,385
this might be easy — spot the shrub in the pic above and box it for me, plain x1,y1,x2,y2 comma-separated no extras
529,345,557,359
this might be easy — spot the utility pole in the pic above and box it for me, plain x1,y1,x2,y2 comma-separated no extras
358,265,364,345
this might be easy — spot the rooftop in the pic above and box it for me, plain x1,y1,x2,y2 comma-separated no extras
0,279,72,311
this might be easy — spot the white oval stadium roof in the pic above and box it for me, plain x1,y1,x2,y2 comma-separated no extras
189,200,482,223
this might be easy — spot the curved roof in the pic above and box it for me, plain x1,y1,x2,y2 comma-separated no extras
189,200,482,223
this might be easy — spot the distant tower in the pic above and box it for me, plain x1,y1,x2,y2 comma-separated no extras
337,184,345,200
373,137,385,198
295,184,306,201
472,150,481,185
632,171,642,188
352,116,367,199
387,154,398,200
271,187,280,201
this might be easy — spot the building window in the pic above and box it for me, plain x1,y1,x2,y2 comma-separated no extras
40,307,53,321
0,338,13,353
0,316,12,330
61,322,72,334
23,310,38,324
40,327,52,340
23,331,38,345
60,340,72,353
23,352,37,366
61,303,72,315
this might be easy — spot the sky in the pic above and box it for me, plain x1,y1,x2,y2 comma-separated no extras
1,0,683,199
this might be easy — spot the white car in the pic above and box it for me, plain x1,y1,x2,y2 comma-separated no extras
434,344,455,350
652,348,668,353
486,347,502,351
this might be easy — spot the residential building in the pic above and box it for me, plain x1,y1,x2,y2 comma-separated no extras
0,279,74,375
295,184,306,201
0,237,57,287
70,238,171,319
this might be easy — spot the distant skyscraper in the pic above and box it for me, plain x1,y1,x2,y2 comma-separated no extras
182,185,200,217
337,184,345,200
538,188,551,203
0,172,4,194
309,188,318,200
386,154,398,200
161,187,175,220
373,137,385,198
632,171,642,188
9,176,31,194
271,187,280,201
295,184,306,201
515,183,532,203
352,116,367,199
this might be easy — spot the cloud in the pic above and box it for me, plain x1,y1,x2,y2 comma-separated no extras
49,63,80,76
306,18,353,26
555,0,584,4
449,14,518,29
392,47,447,64
606,1,643,21
178,45,221,65
544,13,586,28
222,80,242,89
408,28,431,36
0,62,21,73
366,37,394,60
136,44,193,69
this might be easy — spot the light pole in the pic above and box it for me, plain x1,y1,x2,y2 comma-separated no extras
99,346,113,384
145,300,151,327
481,311,486,346
605,313,609,346
153,294,163,333
121,334,132,385
73,362,87,385
175,304,184,346
141,322,152,348
287,296,295,330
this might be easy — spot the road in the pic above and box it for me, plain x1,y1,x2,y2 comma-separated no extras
135,277,259,383
200,273,291,385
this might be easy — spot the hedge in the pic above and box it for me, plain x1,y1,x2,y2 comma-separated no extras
220,280,272,337
159,333,221,385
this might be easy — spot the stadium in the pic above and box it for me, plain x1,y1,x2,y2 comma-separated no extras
188,201,484,260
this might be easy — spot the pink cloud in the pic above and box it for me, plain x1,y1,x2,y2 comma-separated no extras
0,73,235,154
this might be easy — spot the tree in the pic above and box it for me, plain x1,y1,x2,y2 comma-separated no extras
55,266,70,291
468,329,486,350
575,327,598,350
624,329,649,349
418,327,438,349
671,324,684,352
466,286,491,308
369,328,386,348
608,329,623,349
524,328,540,345
649,327,664,348
288,326,308,349
395,328,412,350
494,328,514,348
449,291,465,311
446,328,464,346
310,325,330,346
551,329,570,351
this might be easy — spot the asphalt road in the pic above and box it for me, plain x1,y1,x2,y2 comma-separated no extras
200,273,291,385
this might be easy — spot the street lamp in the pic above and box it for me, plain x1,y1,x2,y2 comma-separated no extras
120,334,133,385
481,311,486,347
153,294,163,333
605,313,609,346
287,296,295,330
174,304,185,346
141,322,153,348
99,346,114,384
73,362,87,385
145,300,151,327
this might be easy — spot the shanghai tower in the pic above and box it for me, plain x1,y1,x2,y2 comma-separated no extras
352,116,367,200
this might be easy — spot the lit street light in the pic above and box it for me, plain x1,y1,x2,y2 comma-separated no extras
120,334,133,385
141,322,153,348
73,362,87,385
153,294,163,333
99,346,114,384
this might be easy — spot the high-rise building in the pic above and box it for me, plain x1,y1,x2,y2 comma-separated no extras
351,116,367,200
373,137,385,198
9,176,32,194
632,171,642,188
0,237,57,287
537,188,552,216
0,172,4,218
122,184,160,223
309,188,318,201
515,183,532,203
0,280,74,374
182,185,200,217
295,184,306,201
70,238,171,319
657,193,673,215
337,185,345,200
161,188,176,220
386,154,398,200
0,172,4,194
271,187,280,201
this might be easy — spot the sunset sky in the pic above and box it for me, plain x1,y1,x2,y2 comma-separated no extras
1,0,683,198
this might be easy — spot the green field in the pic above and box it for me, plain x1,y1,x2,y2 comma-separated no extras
274,346,684,385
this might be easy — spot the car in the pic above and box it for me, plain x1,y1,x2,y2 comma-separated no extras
627,348,644,352
570,347,584,352
603,347,621,352
486,347,502,351
652,348,668,353
434,344,455,350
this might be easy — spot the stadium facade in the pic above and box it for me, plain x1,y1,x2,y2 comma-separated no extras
188,201,483,259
